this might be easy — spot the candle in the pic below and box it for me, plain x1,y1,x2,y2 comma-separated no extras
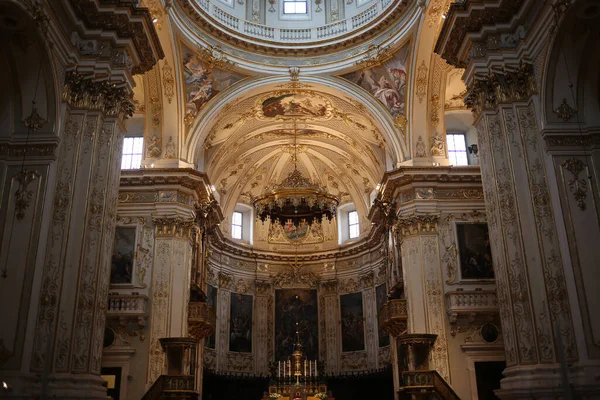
289,360,291,377
314,360,318,377
309,360,312,377
304,360,307,376
278,361,280,378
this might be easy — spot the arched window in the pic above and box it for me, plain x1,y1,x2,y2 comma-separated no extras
283,0,308,14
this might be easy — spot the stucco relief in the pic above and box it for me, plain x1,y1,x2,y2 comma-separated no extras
422,236,450,382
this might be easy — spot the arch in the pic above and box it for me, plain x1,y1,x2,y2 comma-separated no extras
183,75,407,168
542,0,600,129
0,0,59,140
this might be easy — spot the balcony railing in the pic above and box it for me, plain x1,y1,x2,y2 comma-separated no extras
379,299,408,337
184,0,399,45
188,301,216,339
399,371,460,400
445,289,498,335
107,293,148,327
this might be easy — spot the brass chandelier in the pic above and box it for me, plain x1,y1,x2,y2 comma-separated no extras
252,121,339,227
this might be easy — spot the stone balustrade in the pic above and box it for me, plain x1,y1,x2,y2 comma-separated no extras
107,293,149,327
445,289,498,335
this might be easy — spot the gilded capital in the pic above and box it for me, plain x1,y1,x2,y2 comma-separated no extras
464,62,536,116
153,217,196,238
396,214,439,236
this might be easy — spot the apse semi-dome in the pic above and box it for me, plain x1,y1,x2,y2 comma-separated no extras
174,0,414,55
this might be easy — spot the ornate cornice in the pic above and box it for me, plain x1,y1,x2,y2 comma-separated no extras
463,62,537,116
62,71,135,118
120,168,214,203
64,0,164,74
543,133,600,150
153,216,196,238
434,0,527,68
0,142,57,159
396,214,440,236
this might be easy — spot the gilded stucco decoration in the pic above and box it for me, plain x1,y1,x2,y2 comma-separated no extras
553,98,577,122
162,59,175,104
561,157,588,211
415,60,428,104
415,135,427,157
272,262,319,288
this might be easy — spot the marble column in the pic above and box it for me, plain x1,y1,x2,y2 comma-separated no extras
146,217,194,386
25,74,132,398
470,65,580,397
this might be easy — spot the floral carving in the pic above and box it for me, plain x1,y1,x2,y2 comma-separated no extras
430,135,445,156
415,135,427,157
13,169,40,220
162,59,175,104
561,158,588,211
553,98,577,122
164,136,176,159
396,214,439,236
416,60,428,103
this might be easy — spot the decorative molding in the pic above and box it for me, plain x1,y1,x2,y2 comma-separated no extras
198,44,236,70
553,98,577,122
446,290,498,336
396,214,439,236
272,261,319,288
355,44,392,69
164,136,177,159
13,169,40,220
61,71,135,119
146,135,162,158
23,102,48,131
561,157,588,211
464,63,537,116
153,217,195,238
162,59,175,104
430,134,445,156
147,66,162,129
416,61,428,104
429,95,440,127
0,143,57,158
415,135,427,157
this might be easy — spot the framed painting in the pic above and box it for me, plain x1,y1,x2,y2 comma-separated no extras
456,223,494,280
110,227,136,285
275,289,318,361
229,293,253,353
340,292,365,352
375,284,390,347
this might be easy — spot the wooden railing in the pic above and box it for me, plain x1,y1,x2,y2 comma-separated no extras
399,371,461,400
379,299,408,337
141,375,196,400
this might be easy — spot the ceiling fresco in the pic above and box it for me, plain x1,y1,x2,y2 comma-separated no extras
195,89,391,232
341,42,410,122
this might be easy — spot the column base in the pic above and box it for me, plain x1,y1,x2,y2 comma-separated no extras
496,363,600,400
0,372,107,399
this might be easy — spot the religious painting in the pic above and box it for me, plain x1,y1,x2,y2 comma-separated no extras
341,43,410,119
457,223,494,280
181,42,245,124
257,92,333,120
340,292,365,352
206,284,218,349
375,284,390,347
229,293,253,353
275,289,319,361
110,227,136,285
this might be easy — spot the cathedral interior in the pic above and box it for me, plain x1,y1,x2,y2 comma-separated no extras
0,0,599,399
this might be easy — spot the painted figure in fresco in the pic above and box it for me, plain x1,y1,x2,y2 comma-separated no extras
183,54,214,117
261,94,327,118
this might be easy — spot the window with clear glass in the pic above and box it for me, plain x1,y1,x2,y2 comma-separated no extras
121,137,144,169
447,133,469,166
349,211,359,239
232,211,243,240
283,0,308,14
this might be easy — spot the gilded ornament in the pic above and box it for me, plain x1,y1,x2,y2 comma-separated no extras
161,59,175,104
416,61,428,104
561,157,588,211
396,214,439,236
23,101,47,132
355,44,392,69
146,135,162,158
553,98,577,122
164,136,177,159
430,135,445,156
198,44,236,70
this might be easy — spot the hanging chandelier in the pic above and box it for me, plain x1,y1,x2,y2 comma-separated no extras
252,121,339,227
